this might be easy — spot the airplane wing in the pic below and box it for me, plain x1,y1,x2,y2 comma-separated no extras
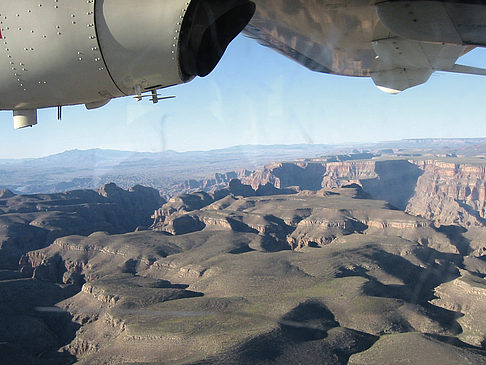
244,0,486,93
2,0,486,128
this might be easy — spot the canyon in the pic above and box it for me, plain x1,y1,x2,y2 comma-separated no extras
2,145,486,363
238,158,486,233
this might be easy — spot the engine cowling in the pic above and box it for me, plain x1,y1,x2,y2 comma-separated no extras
96,0,255,94
0,0,255,128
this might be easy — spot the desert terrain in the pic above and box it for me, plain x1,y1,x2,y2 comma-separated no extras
2,139,486,364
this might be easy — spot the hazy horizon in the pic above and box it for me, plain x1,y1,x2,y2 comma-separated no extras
2,137,486,161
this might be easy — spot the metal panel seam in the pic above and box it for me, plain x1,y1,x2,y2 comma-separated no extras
93,0,127,96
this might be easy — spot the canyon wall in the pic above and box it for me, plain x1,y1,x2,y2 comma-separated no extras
237,159,486,229
406,160,486,227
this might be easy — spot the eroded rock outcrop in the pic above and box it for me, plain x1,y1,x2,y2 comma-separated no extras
242,159,423,210
405,160,486,227
432,270,486,347
0,183,163,268
152,185,457,253
163,169,252,197
152,179,296,233
238,158,486,229
243,161,326,191
0,188,15,199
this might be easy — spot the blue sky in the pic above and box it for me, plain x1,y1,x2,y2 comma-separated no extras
1,34,486,158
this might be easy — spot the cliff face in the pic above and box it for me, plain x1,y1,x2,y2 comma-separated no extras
242,160,423,210
405,160,486,227
432,269,486,347
244,162,327,191
163,170,252,198
239,159,486,229
321,160,423,210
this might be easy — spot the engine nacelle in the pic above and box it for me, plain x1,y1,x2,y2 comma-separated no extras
96,0,255,94
0,0,255,128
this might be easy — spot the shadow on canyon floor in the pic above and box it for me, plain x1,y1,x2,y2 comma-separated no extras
0,273,80,364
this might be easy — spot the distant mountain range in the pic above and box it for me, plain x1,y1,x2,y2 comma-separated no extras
0,144,334,194
1,138,486,195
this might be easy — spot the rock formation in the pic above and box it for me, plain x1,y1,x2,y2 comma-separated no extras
163,169,252,198
0,183,163,269
11,183,486,364
405,160,486,227
236,158,486,229
152,185,455,253
152,179,296,233
0,188,15,199
4,156,486,364
432,269,486,347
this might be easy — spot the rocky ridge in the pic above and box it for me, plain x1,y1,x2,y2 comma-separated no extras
0,183,164,269
152,184,450,252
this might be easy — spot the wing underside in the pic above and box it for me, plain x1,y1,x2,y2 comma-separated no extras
245,0,486,92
